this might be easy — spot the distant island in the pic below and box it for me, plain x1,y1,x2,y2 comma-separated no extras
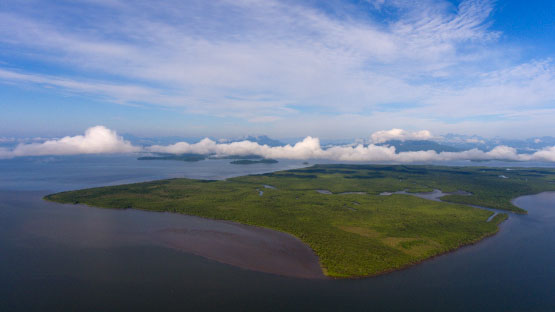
209,154,263,160
137,153,276,163
138,153,206,162
45,165,555,278
230,159,278,165
470,159,519,163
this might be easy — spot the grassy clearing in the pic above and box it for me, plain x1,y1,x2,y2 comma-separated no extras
45,165,555,278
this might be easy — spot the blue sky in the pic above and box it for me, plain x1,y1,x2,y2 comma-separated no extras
1,0,554,139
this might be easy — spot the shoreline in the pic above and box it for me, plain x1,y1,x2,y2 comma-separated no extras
338,212,509,280
44,192,519,280
44,194,326,280
332,191,555,279
150,217,326,279
42,161,555,280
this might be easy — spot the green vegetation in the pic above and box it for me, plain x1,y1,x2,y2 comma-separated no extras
45,165,555,278
138,153,206,162
230,159,279,165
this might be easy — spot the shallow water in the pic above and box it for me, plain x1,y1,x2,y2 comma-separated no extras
315,189,333,194
1,155,555,311
0,191,323,280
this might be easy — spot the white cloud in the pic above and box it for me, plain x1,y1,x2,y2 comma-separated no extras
0,69,162,105
149,129,555,163
2,126,555,162
0,126,139,158
3,0,554,137
424,60,555,118
370,129,433,143
530,146,555,162
465,138,485,144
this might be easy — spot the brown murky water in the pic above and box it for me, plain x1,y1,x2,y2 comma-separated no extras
151,221,324,279
6,191,323,280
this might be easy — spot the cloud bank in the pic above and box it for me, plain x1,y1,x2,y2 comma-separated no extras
0,126,139,158
2,126,555,163
149,135,555,163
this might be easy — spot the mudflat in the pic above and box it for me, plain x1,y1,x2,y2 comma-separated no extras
150,219,324,279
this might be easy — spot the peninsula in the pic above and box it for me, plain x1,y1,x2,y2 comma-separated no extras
45,165,555,278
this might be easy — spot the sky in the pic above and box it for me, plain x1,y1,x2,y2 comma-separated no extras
0,0,554,140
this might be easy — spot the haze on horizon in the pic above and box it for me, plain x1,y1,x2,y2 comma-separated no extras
1,0,554,140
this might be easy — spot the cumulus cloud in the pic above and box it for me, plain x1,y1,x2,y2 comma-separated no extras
530,146,555,162
149,131,555,163
0,126,139,158
370,129,433,143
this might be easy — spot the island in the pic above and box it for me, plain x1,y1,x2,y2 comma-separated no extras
138,153,206,162
230,159,279,165
45,165,555,278
138,153,277,163
209,154,264,160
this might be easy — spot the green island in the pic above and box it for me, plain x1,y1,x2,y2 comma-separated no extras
210,154,264,160
45,165,555,278
230,159,279,165
138,153,206,162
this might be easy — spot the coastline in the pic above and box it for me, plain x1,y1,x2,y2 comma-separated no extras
6,154,555,311
330,212,509,279
45,195,326,279
333,191,555,279
42,162,555,279
45,193,515,280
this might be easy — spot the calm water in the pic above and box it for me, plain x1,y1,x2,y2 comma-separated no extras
1,155,554,311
